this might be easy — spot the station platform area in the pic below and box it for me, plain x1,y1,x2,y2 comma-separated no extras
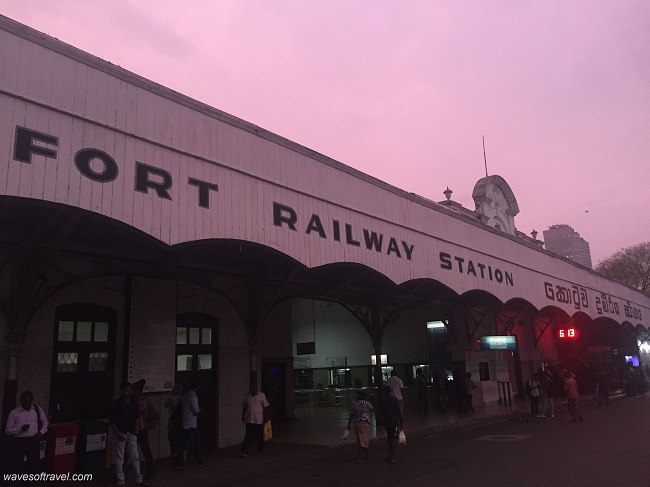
275,397,524,446
91,392,625,486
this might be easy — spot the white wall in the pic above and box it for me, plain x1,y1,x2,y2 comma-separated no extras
292,299,373,369
292,300,435,372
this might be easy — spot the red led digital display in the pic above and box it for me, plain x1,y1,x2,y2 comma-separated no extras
558,328,577,339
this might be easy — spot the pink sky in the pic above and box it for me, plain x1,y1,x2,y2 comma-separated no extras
2,1,648,263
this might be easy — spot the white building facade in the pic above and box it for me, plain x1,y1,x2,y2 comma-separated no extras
0,15,648,456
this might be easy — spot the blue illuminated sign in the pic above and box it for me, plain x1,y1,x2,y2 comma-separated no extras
479,335,517,350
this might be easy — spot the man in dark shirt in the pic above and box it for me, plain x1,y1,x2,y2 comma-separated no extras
109,382,150,487
380,385,404,463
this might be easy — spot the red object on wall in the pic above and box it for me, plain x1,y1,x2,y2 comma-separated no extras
46,423,79,474
558,328,578,339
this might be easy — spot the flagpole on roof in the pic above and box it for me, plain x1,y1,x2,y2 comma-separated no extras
482,135,488,177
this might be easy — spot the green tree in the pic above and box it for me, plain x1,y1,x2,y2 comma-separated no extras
595,242,650,295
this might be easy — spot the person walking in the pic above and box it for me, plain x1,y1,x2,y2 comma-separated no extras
164,383,184,463
453,368,466,414
109,382,150,487
346,390,374,463
414,368,429,413
526,373,541,417
238,381,270,458
176,381,204,470
464,372,477,413
587,364,599,405
386,370,405,415
542,366,556,418
379,385,403,463
5,391,48,476
564,372,583,423
133,379,158,480
535,369,548,418
433,368,449,413
597,367,610,407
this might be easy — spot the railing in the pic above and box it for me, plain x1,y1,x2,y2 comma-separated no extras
497,381,512,405
294,387,379,415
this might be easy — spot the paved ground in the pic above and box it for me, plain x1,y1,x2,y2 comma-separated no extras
97,392,650,487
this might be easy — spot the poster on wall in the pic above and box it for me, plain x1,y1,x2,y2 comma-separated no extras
128,277,177,392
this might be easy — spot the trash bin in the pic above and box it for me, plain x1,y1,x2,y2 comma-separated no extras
76,420,109,474
46,423,79,474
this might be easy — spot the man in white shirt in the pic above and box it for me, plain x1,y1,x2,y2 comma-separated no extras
386,370,405,415
238,382,270,458
5,391,48,475
177,381,204,469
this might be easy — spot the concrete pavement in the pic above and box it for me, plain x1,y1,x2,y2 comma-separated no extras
93,391,633,486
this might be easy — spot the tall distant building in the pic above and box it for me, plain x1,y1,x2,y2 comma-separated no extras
543,224,593,268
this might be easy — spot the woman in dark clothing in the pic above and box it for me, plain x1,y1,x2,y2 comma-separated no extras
452,368,466,413
379,385,404,463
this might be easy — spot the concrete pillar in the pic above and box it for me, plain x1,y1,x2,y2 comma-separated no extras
2,332,25,431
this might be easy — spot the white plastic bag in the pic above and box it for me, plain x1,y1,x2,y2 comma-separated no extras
398,430,406,445
342,428,350,440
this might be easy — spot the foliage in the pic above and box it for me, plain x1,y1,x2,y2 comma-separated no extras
595,242,650,295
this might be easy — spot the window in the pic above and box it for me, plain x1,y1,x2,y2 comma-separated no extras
176,328,187,345
198,354,212,371
189,328,200,345
201,328,212,345
94,322,109,342
57,320,110,343
77,322,92,342
177,354,193,372
57,352,78,372
53,305,114,376
177,326,213,345
176,314,217,379
89,352,108,372
58,321,74,341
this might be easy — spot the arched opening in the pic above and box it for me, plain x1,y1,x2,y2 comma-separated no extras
175,312,219,448
50,303,117,422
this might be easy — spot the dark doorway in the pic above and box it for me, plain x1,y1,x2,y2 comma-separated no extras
261,363,286,421
175,313,218,448
50,304,116,423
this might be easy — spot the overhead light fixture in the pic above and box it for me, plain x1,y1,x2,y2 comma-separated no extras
427,321,446,330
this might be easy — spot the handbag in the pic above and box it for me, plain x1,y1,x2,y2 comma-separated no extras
263,420,273,441
342,428,350,440
398,430,406,445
